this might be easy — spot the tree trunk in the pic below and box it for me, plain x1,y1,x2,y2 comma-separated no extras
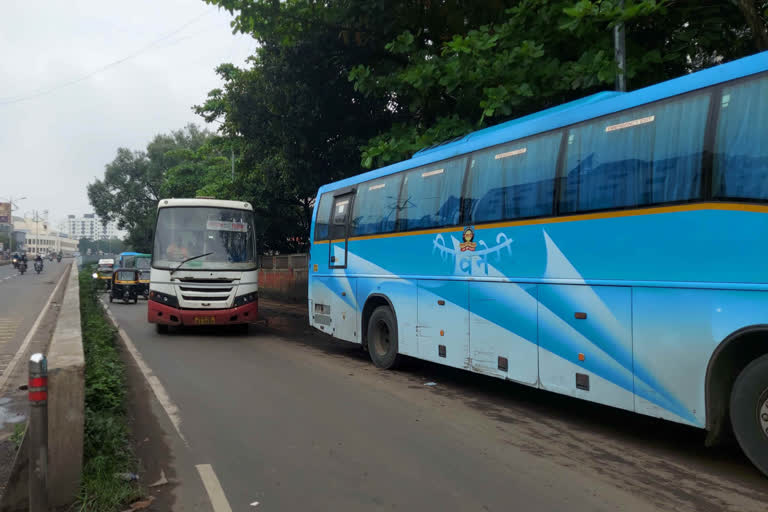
733,0,768,51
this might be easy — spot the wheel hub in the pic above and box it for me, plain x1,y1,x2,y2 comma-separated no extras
760,389,768,440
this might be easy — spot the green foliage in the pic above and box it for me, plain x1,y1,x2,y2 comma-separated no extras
77,267,142,511
351,0,768,167
88,125,222,253
87,0,767,251
78,238,126,256
10,423,25,451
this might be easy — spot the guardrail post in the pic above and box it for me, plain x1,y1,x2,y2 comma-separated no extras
28,353,49,512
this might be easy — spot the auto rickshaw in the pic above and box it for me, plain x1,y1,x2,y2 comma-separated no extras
138,268,150,299
109,268,140,304
92,260,114,290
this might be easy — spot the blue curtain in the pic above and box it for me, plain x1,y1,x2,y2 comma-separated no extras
398,158,466,230
350,173,403,236
714,76,768,200
465,132,561,223
561,92,710,213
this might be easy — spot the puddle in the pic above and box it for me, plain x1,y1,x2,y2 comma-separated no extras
0,402,25,428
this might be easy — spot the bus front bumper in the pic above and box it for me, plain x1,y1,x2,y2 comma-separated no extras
148,300,258,326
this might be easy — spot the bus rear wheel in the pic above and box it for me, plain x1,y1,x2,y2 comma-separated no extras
731,353,768,478
367,306,400,370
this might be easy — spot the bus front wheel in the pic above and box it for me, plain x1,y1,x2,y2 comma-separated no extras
367,306,400,370
731,353,768,478
156,324,169,335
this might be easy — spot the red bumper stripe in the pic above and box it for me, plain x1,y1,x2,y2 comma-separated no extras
148,298,258,326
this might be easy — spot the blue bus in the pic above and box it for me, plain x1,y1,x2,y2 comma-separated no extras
308,51,768,476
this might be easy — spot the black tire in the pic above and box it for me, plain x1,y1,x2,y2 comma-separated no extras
109,295,113,303
367,306,400,369
156,324,169,334
730,353,768,478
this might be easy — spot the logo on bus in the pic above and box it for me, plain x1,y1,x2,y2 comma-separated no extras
433,227,513,275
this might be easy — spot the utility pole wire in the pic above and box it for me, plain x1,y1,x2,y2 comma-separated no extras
0,8,215,106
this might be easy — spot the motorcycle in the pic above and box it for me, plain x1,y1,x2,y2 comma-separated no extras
56,254,62,263
34,261,43,274
18,261,27,275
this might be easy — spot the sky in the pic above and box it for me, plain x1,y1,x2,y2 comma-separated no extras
0,0,255,231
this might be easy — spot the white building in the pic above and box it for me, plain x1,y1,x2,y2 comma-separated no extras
66,214,121,241
13,216,78,256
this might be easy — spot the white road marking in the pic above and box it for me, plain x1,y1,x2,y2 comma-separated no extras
0,267,69,392
196,464,234,512
101,300,188,445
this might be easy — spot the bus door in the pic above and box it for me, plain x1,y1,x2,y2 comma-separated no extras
329,193,352,268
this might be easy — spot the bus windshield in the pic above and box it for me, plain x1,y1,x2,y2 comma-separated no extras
152,207,256,271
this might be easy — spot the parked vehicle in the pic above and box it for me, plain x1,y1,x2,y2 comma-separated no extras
93,258,115,290
149,198,257,333
109,268,140,304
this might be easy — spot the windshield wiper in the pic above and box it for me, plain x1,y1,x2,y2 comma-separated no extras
169,252,214,275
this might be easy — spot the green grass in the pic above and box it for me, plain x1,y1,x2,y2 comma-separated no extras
10,423,25,451
76,265,143,511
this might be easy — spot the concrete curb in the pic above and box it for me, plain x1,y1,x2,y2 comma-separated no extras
46,264,84,508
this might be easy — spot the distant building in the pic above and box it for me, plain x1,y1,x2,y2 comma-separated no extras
13,216,77,256
66,213,121,241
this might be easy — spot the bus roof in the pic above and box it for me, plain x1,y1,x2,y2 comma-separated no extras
157,198,253,211
318,50,768,195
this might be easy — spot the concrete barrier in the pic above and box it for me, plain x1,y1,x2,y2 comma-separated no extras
46,265,84,508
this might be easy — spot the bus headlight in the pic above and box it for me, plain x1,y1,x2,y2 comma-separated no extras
92,273,98,279
149,290,179,308
234,292,258,307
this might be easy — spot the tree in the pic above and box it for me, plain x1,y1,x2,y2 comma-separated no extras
351,0,768,168
197,0,528,251
88,125,218,253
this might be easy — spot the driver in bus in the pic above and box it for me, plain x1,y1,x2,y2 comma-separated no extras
166,234,190,261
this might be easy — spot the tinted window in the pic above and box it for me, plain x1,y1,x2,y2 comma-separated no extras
465,132,561,223
398,158,466,230
351,174,402,236
313,193,333,241
560,92,710,213
713,75,768,200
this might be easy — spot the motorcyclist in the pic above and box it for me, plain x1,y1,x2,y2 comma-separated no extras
18,252,27,273
34,253,43,271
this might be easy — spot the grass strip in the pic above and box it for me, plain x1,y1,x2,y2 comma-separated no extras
76,265,143,511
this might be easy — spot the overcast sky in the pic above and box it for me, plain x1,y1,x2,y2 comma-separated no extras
0,0,254,230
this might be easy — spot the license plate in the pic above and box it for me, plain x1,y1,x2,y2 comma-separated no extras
194,316,216,325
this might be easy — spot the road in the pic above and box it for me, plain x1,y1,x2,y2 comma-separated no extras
0,260,69,382
107,298,768,512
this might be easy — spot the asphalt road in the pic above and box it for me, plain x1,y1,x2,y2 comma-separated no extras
0,260,70,381
107,298,768,512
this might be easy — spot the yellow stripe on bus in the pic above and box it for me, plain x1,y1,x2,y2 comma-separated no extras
312,202,768,245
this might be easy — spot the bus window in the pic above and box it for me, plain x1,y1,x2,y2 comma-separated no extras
465,132,561,223
351,174,403,236
560,92,710,213
313,193,333,241
713,75,768,200
398,157,466,230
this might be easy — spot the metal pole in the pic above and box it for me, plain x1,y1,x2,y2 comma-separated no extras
28,353,49,512
614,0,626,92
